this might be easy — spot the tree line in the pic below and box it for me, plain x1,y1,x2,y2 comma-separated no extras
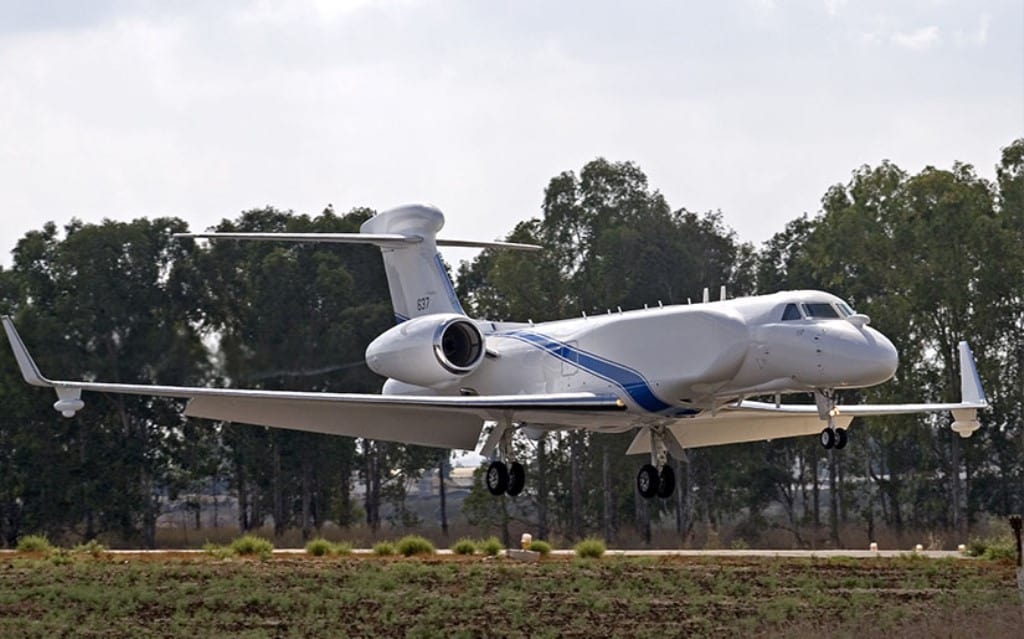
0,139,1020,548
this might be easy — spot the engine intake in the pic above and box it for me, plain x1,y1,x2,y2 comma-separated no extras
366,314,486,388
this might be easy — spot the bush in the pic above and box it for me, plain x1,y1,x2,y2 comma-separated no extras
967,534,1016,562
574,537,606,559
305,538,334,557
230,534,273,557
397,535,436,557
477,537,503,557
72,539,107,557
202,542,234,559
373,541,396,556
16,535,54,554
451,538,477,555
527,540,553,556
332,541,354,555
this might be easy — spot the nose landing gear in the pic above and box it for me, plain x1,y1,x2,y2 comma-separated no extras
815,389,848,450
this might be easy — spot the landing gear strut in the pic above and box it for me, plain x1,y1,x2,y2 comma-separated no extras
637,426,676,499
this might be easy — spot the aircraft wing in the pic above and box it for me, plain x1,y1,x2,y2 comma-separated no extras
2,316,623,450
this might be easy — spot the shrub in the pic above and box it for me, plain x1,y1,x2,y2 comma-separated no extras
72,539,107,557
477,537,503,557
574,537,606,559
332,541,354,555
305,538,333,557
16,535,53,554
202,542,234,559
373,541,396,556
397,535,436,557
527,540,553,556
230,534,274,557
967,534,1016,562
451,538,477,555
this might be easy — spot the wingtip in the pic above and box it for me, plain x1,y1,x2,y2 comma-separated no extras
1,316,53,387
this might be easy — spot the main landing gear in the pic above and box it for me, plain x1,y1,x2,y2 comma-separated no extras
816,389,848,450
637,426,676,500
485,423,525,496
485,460,525,496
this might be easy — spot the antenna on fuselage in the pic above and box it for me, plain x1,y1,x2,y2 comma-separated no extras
702,288,710,304
720,285,727,301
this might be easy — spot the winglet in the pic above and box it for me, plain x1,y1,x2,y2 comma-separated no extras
1,316,53,387
958,341,986,405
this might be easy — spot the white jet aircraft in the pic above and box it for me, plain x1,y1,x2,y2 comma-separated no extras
2,204,987,499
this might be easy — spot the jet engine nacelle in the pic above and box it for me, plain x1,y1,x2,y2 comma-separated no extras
365,314,485,388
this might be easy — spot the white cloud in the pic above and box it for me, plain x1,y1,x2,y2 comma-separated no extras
890,25,941,51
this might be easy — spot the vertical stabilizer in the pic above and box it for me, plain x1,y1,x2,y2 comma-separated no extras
360,205,465,322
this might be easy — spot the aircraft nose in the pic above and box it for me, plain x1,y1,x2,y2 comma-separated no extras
831,323,897,385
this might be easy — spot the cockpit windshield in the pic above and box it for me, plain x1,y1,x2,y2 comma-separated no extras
801,303,841,319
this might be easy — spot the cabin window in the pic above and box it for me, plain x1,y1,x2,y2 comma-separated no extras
802,303,841,319
781,303,803,321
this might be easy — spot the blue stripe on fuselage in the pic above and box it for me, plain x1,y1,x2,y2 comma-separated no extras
503,330,673,413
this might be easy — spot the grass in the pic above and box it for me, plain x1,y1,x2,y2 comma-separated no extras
574,537,606,559
396,535,435,557
451,538,477,555
527,540,553,556
0,554,1016,638
229,534,273,558
373,541,396,556
476,537,503,556
15,535,53,554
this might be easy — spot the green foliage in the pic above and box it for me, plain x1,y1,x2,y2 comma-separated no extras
396,535,435,557
573,537,606,559
230,534,273,557
16,534,53,554
332,541,354,555
966,534,1017,562
373,541,396,556
305,538,334,557
451,538,477,555
476,537,503,557
202,542,234,560
527,540,552,556
71,539,107,557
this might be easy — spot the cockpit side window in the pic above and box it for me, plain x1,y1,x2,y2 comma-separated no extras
837,302,855,317
781,303,803,321
801,303,841,319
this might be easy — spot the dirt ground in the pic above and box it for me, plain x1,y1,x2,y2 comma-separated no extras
0,553,1020,638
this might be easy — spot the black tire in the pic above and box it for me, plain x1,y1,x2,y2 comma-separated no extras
507,461,526,496
486,461,509,495
820,428,836,450
835,428,848,450
656,465,676,499
637,464,659,499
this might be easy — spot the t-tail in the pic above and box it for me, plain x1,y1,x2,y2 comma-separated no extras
175,204,540,323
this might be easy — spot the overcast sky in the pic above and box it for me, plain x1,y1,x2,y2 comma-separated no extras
1,0,1021,269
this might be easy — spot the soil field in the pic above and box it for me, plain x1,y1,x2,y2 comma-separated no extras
0,553,1020,638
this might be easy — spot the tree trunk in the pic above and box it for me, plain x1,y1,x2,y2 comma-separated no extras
301,454,313,540
438,450,449,538
272,438,285,539
537,436,548,541
829,450,840,547
602,446,613,544
570,431,584,541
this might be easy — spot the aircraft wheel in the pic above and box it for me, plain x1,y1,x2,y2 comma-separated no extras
820,428,836,450
637,464,659,499
834,428,848,450
656,465,676,499
486,461,509,495
507,461,526,496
